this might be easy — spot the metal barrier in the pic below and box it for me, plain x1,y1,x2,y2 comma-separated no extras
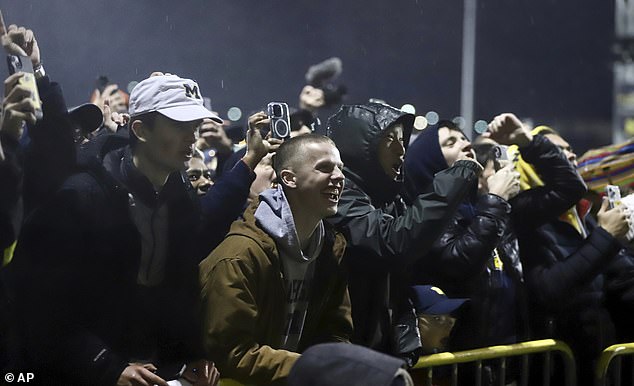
596,343,634,386
411,339,576,386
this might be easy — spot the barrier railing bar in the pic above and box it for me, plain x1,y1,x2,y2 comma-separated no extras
476,360,482,386
520,354,529,386
595,343,634,386
544,351,551,386
413,339,575,386
498,357,506,386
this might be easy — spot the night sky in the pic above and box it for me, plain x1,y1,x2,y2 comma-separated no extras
0,0,616,152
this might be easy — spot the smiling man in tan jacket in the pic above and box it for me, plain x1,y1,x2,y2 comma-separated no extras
199,133,352,385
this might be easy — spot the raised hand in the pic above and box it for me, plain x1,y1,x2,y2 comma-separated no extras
0,11,41,67
1,72,37,140
485,113,533,147
487,162,521,201
598,197,631,241
242,111,283,170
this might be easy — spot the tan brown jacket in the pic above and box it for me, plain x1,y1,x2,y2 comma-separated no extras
199,202,352,385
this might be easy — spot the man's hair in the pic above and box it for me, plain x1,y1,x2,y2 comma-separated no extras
273,134,336,183
129,111,160,148
437,119,461,132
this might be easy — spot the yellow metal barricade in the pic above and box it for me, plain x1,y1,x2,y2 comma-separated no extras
412,339,576,386
595,343,634,386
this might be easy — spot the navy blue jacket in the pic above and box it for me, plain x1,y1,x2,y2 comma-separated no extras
6,139,254,385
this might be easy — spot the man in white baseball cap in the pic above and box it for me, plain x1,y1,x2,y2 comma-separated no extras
129,73,222,123
10,71,277,386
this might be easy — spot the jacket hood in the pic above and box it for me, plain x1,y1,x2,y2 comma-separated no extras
327,103,414,203
288,343,413,386
255,185,297,253
402,123,448,204
255,185,322,264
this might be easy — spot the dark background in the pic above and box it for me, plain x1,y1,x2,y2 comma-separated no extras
0,0,616,153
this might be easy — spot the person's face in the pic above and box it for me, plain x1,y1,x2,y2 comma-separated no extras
186,157,213,196
377,123,405,180
249,153,276,203
285,142,345,219
417,314,457,354
478,159,496,194
544,133,577,167
438,126,475,166
139,114,201,173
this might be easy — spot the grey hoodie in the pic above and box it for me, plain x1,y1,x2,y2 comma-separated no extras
255,185,324,351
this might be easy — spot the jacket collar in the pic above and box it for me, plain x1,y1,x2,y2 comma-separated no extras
105,146,186,208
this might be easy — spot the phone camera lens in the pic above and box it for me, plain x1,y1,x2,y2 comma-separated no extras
273,105,282,117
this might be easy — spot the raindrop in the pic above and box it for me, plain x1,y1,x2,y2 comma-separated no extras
221,80,224,89
425,111,439,125
165,15,169,23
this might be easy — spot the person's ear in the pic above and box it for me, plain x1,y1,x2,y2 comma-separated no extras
279,169,296,189
131,119,150,144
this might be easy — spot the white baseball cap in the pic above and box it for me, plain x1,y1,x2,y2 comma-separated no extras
128,74,222,123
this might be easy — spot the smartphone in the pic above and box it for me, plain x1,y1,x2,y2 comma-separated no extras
267,102,291,139
493,145,509,171
606,184,622,209
7,54,43,120
493,145,509,161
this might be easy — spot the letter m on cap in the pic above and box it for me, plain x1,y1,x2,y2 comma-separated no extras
183,84,201,99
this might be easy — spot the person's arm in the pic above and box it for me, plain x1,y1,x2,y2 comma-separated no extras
486,113,586,227
524,201,628,308
199,243,299,384
328,159,480,268
0,19,78,216
429,193,511,281
510,134,587,227
0,131,23,255
197,113,282,254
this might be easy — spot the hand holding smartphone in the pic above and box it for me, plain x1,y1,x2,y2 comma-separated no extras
6,54,43,121
606,184,622,209
267,102,290,140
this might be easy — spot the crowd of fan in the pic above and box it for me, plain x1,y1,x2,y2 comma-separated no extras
1,15,634,386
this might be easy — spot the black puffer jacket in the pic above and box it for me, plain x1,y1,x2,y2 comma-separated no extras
326,103,481,352
404,130,581,349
